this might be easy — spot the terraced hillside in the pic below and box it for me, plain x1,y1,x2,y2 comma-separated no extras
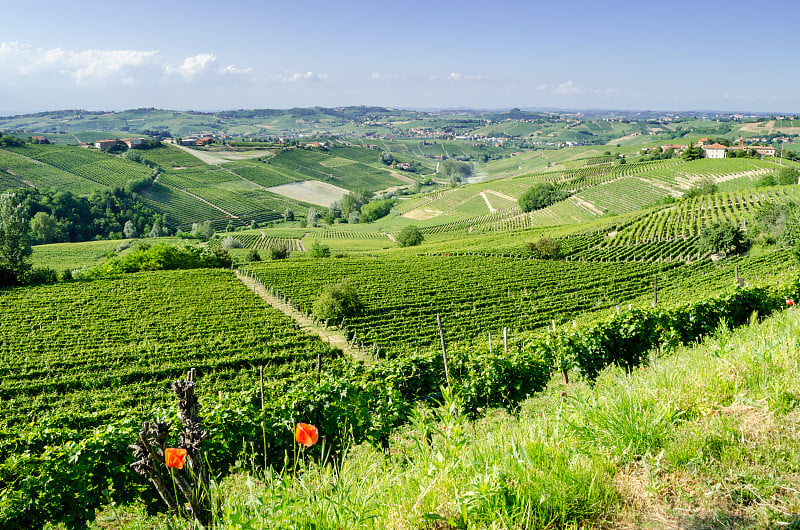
0,144,154,194
397,158,785,234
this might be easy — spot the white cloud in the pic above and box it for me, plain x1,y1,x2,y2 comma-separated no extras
370,72,404,81
272,71,327,83
446,72,488,82
0,42,252,85
166,53,217,78
553,80,585,95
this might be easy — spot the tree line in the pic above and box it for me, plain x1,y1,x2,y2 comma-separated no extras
9,187,167,245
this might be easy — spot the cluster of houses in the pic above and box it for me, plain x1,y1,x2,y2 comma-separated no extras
659,138,776,159
92,138,146,149
179,136,215,146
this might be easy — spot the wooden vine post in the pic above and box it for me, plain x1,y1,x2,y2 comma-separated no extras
436,313,451,387
129,368,212,526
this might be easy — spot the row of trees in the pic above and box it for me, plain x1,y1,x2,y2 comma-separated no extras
9,187,167,244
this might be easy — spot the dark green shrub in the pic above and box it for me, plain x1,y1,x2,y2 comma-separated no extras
518,183,570,212
397,226,424,247
312,279,362,321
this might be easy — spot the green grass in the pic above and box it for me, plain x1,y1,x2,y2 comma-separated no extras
97,304,800,528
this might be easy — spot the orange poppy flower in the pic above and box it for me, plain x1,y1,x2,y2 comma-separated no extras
165,447,187,469
295,423,319,447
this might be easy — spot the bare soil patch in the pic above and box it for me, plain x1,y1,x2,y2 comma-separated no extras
402,208,443,221
266,180,349,207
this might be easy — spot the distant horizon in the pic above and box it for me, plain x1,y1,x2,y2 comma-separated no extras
0,105,794,121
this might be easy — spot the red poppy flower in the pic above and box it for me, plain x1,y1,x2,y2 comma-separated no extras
165,447,187,469
295,423,319,447
787,299,795,306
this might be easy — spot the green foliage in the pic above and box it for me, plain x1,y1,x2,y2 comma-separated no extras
312,279,363,321
359,198,396,223
340,189,374,217
439,159,473,185
268,245,288,260
3,187,160,245
525,237,561,259
245,248,261,262
0,193,32,285
518,183,570,212
85,242,232,276
0,135,24,148
754,202,797,242
777,167,799,185
683,177,717,198
681,143,704,161
309,241,330,258
397,225,424,247
189,220,214,240
221,236,243,250
698,221,748,256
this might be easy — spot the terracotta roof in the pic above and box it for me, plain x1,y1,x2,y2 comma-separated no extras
704,143,728,149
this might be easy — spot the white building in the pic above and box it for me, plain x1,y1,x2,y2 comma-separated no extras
702,143,728,159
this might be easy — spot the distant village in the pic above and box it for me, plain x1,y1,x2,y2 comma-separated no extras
656,138,776,158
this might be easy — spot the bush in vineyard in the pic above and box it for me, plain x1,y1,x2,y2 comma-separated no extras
269,245,289,260
397,225,424,247
312,279,363,321
525,237,561,259
698,221,748,256
221,236,243,250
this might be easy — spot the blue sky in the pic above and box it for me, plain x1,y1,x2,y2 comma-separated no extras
1,0,797,114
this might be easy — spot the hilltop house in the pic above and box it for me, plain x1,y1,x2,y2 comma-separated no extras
701,143,728,159
94,139,120,149
122,138,145,148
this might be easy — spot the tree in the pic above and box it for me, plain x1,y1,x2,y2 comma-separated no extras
285,208,295,221
698,221,748,256
681,143,704,161
778,167,799,185
123,220,137,239
307,208,319,227
221,236,243,250
440,159,473,186
397,225,424,247
30,211,60,244
268,245,289,260
149,222,161,238
341,189,373,217
309,241,330,258
359,199,396,223
0,193,33,285
311,279,363,321
525,237,561,259
380,151,394,165
518,183,570,212
754,202,795,241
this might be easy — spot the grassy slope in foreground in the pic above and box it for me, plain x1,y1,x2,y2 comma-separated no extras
109,295,800,529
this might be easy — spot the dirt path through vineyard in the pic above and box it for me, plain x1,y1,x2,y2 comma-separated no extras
235,271,365,360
